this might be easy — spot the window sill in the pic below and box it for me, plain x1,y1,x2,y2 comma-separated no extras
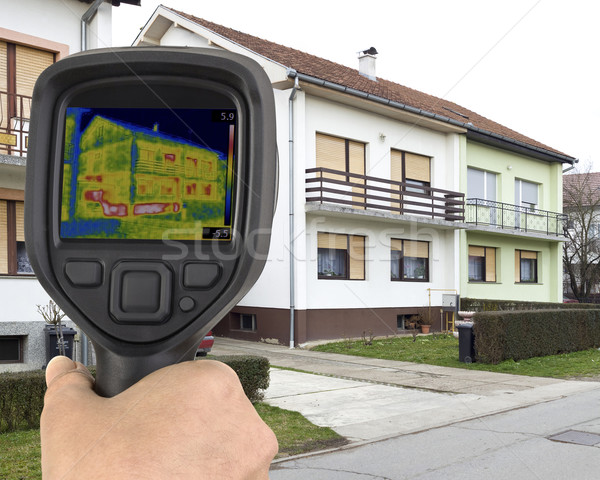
515,282,542,285
468,281,499,284
391,278,430,283
0,274,36,279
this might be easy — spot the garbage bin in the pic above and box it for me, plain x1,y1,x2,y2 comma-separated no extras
457,323,475,363
44,325,77,365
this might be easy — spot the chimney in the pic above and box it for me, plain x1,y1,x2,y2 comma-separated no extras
358,47,378,81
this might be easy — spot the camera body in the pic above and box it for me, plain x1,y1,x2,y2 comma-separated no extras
25,47,277,396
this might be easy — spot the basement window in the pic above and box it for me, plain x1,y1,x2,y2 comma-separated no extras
0,336,24,363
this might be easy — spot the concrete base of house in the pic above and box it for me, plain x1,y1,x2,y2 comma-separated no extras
0,321,94,372
214,306,446,346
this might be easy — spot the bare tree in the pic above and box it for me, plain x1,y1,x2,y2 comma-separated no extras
563,166,600,301
38,300,67,356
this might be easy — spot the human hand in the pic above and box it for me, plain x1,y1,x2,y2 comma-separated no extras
41,356,278,479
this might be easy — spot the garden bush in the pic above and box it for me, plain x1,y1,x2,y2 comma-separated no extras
474,309,600,364
211,355,270,403
0,370,46,433
0,355,270,433
461,297,598,312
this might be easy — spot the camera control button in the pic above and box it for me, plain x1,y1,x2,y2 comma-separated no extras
110,262,172,324
183,262,221,289
179,296,195,312
65,261,103,287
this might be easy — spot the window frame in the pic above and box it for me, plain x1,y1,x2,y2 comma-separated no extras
468,246,497,283
238,313,257,332
0,197,34,276
390,238,430,282
317,232,365,280
0,336,24,364
515,249,538,284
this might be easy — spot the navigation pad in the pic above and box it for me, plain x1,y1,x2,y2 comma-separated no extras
110,262,172,324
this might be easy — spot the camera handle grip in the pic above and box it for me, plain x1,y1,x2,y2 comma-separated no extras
92,343,196,397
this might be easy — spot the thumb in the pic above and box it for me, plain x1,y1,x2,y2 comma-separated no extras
45,355,95,391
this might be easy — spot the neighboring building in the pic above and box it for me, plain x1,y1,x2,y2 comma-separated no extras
562,172,600,300
0,0,140,371
135,6,575,346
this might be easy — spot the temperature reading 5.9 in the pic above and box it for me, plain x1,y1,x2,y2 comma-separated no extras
213,110,236,123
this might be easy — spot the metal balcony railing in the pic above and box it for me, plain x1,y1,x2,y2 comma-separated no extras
0,91,32,157
305,167,465,221
466,198,567,236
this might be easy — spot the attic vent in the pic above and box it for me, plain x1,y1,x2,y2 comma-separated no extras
358,47,378,81
442,106,469,120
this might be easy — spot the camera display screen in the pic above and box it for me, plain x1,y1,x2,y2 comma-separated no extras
60,107,236,241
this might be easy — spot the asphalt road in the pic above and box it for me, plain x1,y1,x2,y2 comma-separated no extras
270,387,600,479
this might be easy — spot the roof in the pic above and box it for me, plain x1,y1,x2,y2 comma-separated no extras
167,6,575,164
563,172,600,206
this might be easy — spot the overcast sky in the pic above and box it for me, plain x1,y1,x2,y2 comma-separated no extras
112,0,600,172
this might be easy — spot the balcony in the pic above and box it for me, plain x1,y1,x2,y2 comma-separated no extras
0,91,31,157
305,167,465,222
466,198,567,237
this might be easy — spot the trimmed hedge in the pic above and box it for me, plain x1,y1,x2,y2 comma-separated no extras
211,355,270,403
0,355,270,433
0,370,46,433
474,309,600,364
461,297,598,312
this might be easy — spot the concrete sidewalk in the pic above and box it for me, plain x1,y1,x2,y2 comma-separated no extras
212,338,600,443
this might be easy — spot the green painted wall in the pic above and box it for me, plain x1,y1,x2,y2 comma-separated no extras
460,140,564,302
461,231,563,302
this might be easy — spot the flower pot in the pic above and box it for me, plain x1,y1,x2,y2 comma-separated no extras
420,325,431,334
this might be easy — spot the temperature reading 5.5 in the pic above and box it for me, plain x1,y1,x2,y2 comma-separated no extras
213,110,236,123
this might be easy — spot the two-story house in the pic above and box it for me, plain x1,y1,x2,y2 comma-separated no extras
134,6,575,346
0,0,140,370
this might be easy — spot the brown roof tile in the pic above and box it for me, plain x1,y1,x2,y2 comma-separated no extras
169,7,574,161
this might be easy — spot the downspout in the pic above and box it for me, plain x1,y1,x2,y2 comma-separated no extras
288,73,300,348
81,0,105,52
79,0,105,365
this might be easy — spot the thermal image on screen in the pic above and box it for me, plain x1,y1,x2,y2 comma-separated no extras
60,107,235,240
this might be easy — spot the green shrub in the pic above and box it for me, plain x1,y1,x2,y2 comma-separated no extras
474,309,600,364
0,371,46,433
461,298,597,312
0,355,270,433
212,355,270,403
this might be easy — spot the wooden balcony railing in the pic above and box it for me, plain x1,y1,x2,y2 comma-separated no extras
305,167,465,222
0,91,32,157
466,198,567,236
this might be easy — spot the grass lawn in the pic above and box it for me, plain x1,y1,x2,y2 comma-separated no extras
312,334,600,379
0,429,41,480
0,403,345,478
256,403,347,457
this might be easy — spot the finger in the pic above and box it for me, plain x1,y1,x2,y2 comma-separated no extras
45,355,94,390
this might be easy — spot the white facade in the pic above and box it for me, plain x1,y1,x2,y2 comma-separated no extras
134,8,471,342
1,0,113,54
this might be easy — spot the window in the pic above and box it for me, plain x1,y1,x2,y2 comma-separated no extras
317,232,365,280
391,239,429,282
316,133,366,209
515,250,538,283
239,314,256,332
0,199,33,275
391,150,431,194
1,41,55,156
467,168,496,201
468,246,496,282
0,336,24,363
515,179,538,211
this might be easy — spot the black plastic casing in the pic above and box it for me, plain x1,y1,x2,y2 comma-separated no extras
25,47,277,396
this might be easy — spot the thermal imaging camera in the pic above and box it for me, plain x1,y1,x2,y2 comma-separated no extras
25,47,277,396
